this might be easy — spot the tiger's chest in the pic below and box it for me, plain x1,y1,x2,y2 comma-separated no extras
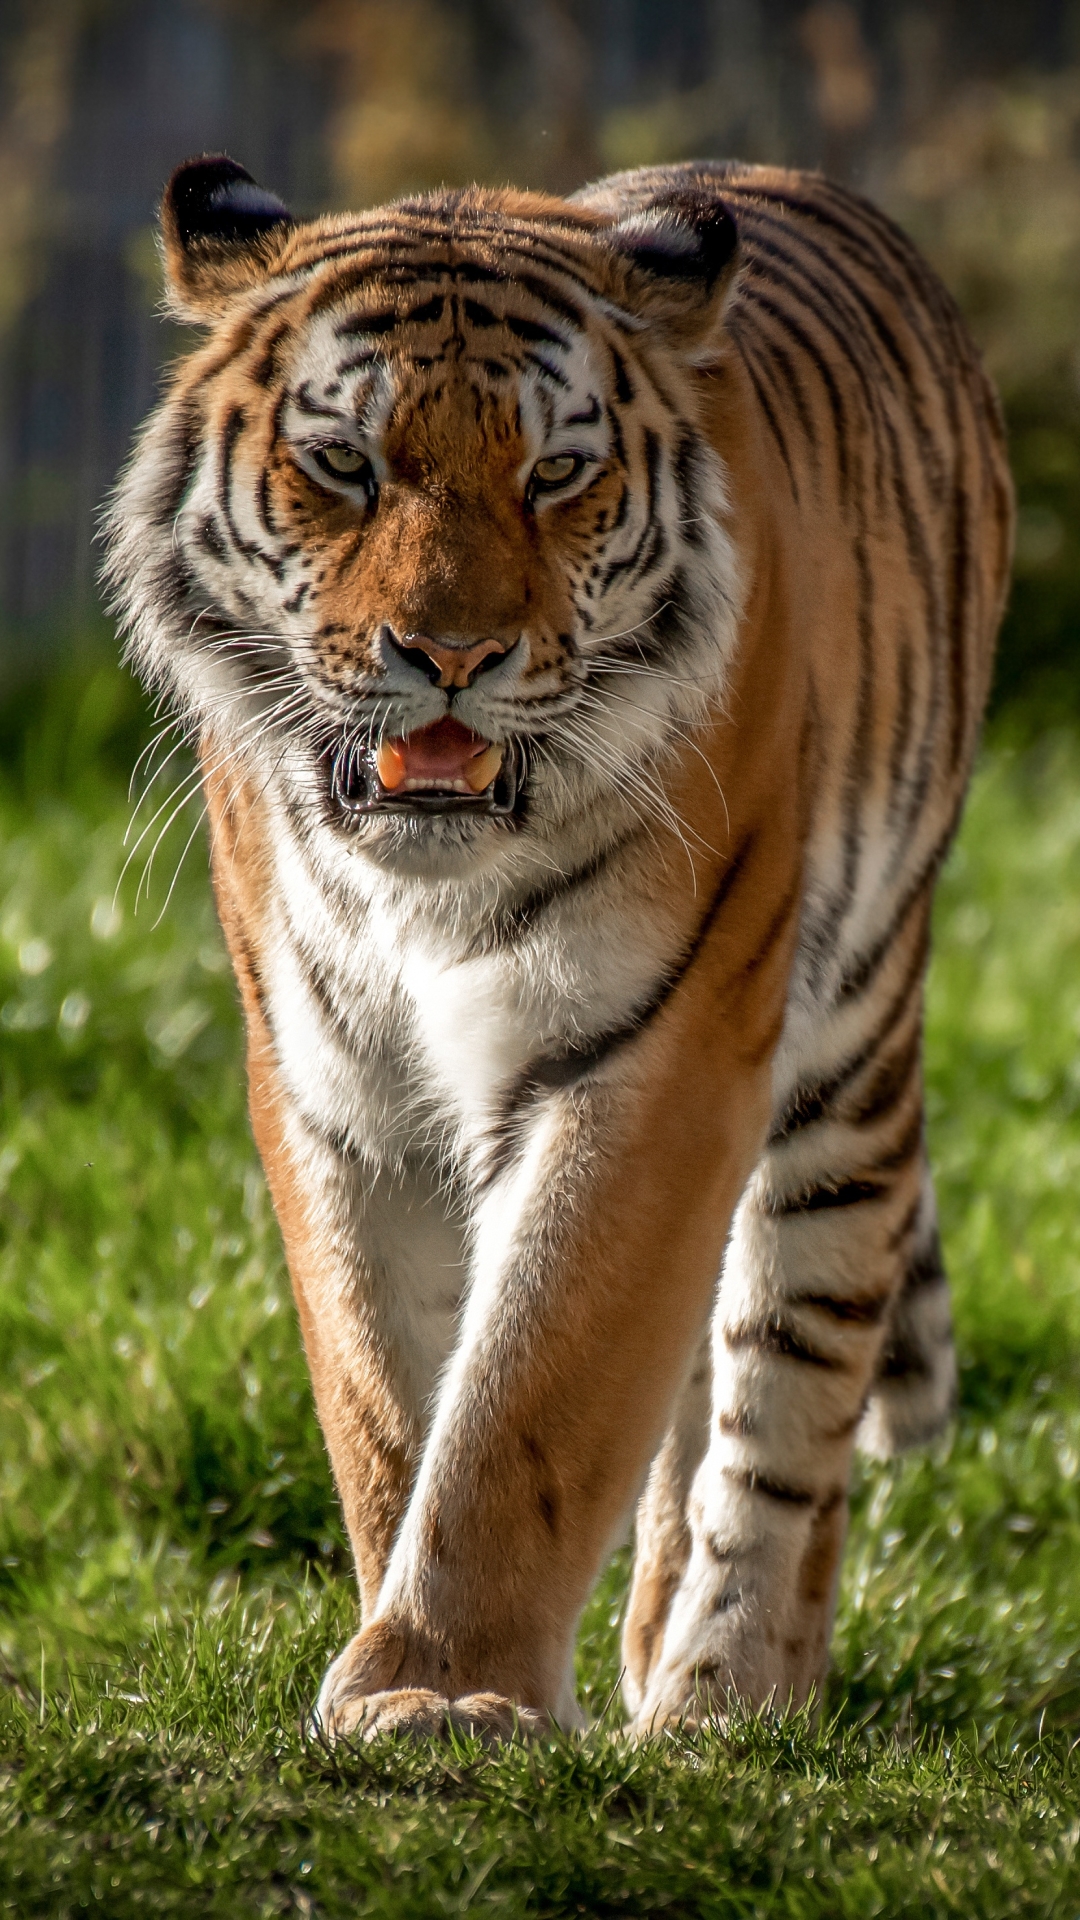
260,813,675,1168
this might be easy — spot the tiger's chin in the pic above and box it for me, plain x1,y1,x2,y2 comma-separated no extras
306,755,517,888
308,715,642,882
309,718,522,877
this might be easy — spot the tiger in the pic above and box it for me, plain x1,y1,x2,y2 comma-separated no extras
105,153,1012,1742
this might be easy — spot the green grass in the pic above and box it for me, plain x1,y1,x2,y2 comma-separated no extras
4,668,1080,1913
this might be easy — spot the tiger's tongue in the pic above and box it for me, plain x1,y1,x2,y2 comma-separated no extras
375,716,504,795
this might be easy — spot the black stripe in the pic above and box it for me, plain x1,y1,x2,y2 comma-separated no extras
835,805,959,1006
895,631,942,848
878,406,941,638
196,515,229,563
291,381,339,420
508,274,589,329
817,178,958,334
505,312,566,347
753,191,957,477
721,1466,816,1507
770,1177,888,1216
248,319,290,388
494,250,599,304
321,1124,361,1162
770,1098,924,1216
734,341,799,500
824,1403,869,1441
216,407,245,545
217,405,285,580
672,432,708,546
887,632,916,821
609,346,634,403
334,309,401,338
847,1022,922,1128
724,1318,843,1369
756,330,820,464
328,350,383,384
745,214,906,384
604,403,627,472
601,426,662,589
255,467,276,541
287,935,362,1052
524,351,570,389
467,825,643,955
294,226,598,319
407,293,446,325
740,256,887,508
158,398,203,520
229,922,272,1032
738,876,801,985
590,574,694,668
947,487,971,773
624,518,666,591
791,1289,890,1325
770,1082,829,1139
870,1099,925,1174
482,831,755,1184
195,310,274,385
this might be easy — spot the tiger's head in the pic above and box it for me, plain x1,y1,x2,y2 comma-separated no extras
107,157,743,877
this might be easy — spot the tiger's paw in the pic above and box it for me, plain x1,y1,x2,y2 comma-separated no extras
313,1623,548,1744
315,1682,548,1745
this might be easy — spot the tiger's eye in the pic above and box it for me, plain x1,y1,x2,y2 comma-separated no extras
318,444,368,477
532,453,582,489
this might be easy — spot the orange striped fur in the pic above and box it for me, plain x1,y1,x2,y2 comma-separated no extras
106,158,1012,1738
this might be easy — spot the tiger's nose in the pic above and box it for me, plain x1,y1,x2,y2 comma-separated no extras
389,632,509,690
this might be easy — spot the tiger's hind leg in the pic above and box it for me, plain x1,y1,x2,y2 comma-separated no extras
857,1172,955,1460
623,963,953,1728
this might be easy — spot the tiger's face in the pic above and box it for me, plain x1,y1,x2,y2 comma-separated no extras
109,161,743,873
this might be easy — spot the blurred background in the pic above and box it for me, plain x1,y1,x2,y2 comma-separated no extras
0,0,1079,712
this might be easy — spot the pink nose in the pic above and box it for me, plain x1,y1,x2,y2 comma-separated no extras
403,633,507,690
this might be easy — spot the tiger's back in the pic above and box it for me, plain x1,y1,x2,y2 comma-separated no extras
585,167,1012,1717
706,163,1009,1434
107,157,1012,1737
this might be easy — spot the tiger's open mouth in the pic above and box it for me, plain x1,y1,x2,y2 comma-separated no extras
330,716,519,817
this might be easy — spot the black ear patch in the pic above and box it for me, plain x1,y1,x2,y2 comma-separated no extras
609,193,738,288
166,156,293,251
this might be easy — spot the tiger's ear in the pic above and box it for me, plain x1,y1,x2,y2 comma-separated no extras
605,193,739,352
161,156,294,321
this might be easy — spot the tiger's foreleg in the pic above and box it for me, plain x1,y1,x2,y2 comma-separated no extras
204,763,469,1616
313,866,798,1741
311,1081,763,1738
625,936,938,1728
